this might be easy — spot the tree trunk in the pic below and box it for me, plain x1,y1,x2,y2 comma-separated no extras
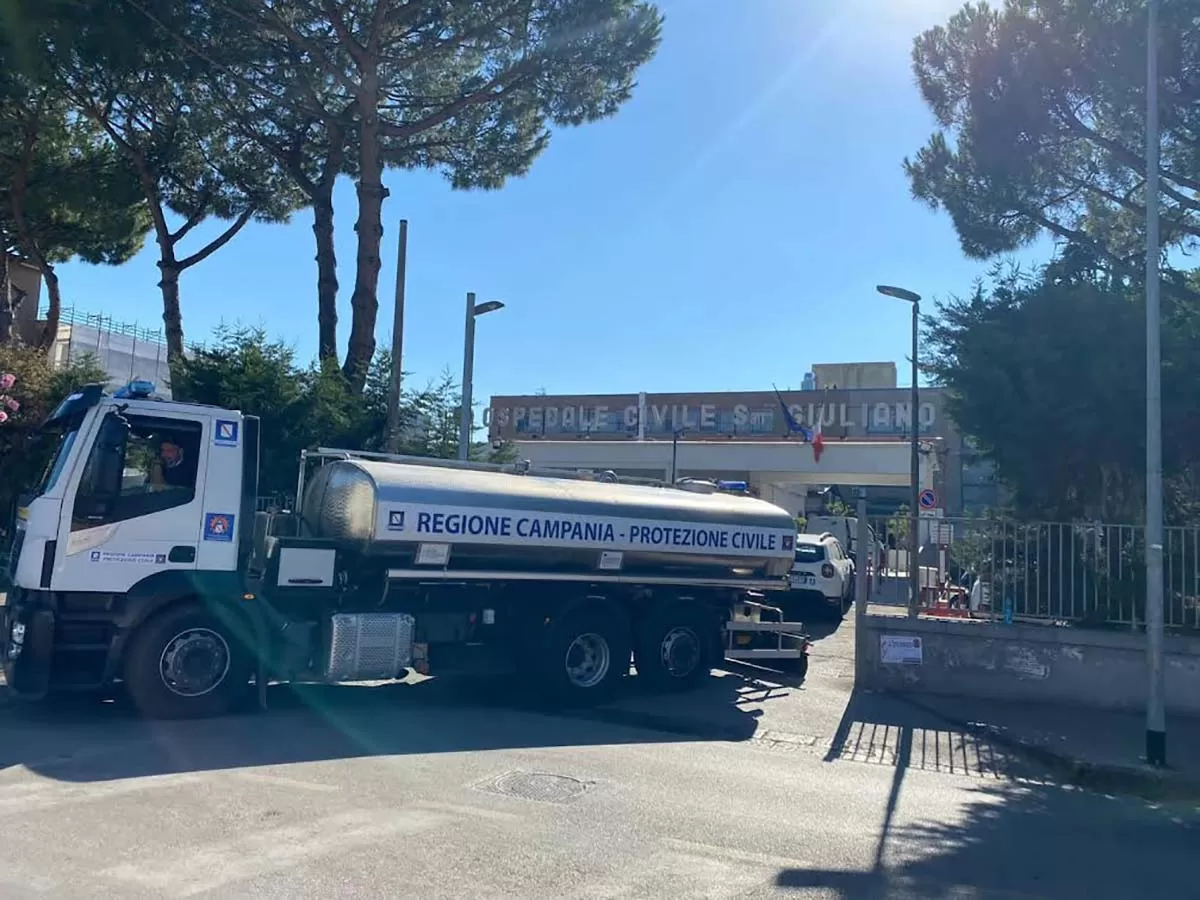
36,263,61,352
0,251,11,345
159,264,185,363
312,193,339,366
343,80,387,392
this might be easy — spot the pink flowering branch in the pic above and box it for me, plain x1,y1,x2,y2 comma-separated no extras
0,372,17,425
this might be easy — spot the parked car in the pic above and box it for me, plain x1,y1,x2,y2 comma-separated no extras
788,532,855,619
803,515,885,571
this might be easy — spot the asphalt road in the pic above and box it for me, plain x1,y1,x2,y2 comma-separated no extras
1,617,1196,899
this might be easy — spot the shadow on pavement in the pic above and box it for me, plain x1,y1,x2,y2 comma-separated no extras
772,687,1200,898
774,778,1199,899
0,665,800,784
799,614,847,644
822,688,1041,779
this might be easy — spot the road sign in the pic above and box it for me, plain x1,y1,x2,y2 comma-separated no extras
935,522,954,546
918,488,938,510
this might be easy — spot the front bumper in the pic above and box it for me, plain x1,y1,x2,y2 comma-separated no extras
1,589,53,698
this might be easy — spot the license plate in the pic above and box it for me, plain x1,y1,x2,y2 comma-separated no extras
790,573,816,587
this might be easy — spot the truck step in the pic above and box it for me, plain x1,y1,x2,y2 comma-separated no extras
725,648,806,660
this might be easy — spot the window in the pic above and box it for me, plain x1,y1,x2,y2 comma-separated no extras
37,427,81,495
794,544,826,564
72,414,203,531
826,540,844,561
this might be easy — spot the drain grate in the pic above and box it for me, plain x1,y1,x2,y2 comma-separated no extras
476,770,596,805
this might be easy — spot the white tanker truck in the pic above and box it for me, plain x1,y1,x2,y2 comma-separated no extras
2,382,809,718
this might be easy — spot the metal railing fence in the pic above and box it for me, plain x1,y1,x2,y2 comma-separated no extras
862,515,1200,631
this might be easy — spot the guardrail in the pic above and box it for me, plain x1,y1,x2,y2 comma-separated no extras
864,515,1200,631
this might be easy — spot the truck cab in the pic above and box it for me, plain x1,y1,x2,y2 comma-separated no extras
4,383,259,699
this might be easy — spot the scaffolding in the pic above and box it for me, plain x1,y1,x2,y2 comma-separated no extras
40,304,204,397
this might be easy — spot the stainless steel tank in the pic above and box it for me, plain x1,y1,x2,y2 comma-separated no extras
301,460,797,582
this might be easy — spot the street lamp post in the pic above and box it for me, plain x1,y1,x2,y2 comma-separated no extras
458,292,505,461
1144,0,1166,768
877,284,923,619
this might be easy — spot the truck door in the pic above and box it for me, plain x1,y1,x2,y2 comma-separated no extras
195,414,244,574
54,410,209,593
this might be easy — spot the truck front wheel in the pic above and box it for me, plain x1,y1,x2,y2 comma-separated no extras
122,602,252,719
634,601,717,692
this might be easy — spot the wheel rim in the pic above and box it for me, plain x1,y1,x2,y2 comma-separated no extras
564,632,611,689
158,627,231,698
659,626,701,678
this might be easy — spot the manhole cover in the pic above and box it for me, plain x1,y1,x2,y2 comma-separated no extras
476,771,595,804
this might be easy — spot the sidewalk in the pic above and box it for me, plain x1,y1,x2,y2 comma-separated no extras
897,691,1200,801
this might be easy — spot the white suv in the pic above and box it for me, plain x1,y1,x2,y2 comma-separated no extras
788,533,855,618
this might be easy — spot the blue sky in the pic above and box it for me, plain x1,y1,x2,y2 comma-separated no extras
58,0,1044,402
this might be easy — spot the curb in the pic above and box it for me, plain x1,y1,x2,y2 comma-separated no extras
890,692,1200,803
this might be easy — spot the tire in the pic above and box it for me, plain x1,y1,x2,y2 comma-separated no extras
122,602,252,719
634,601,718,693
536,605,630,706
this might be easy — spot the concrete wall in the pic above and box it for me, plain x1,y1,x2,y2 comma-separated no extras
859,614,1200,717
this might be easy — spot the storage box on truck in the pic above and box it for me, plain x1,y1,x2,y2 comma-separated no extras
1,383,809,718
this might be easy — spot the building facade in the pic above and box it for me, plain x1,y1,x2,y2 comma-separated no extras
487,375,999,515
6,263,174,396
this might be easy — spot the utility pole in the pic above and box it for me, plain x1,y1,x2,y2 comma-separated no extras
1144,0,1166,768
909,296,920,620
385,220,408,454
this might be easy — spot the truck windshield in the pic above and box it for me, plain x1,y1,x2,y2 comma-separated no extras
36,427,81,495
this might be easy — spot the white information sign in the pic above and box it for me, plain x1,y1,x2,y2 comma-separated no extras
415,543,452,566
880,635,923,665
598,551,624,571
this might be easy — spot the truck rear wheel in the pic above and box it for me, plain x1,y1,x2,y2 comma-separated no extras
538,606,630,706
634,601,716,692
122,602,252,719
